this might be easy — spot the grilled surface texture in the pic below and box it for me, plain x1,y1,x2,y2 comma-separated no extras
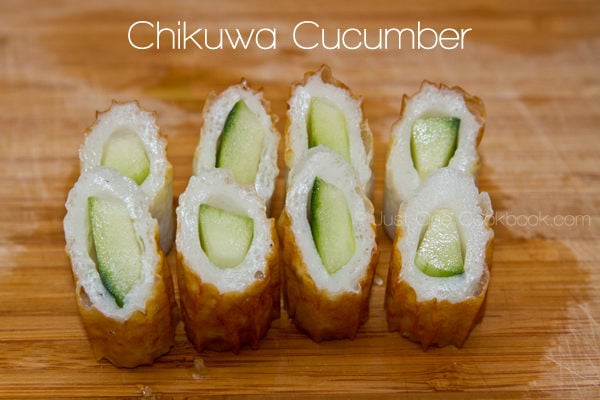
177,221,280,353
72,242,178,367
385,219,493,349
278,210,378,342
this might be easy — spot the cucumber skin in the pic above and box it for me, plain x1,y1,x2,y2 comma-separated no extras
216,100,264,185
88,197,141,308
309,177,355,274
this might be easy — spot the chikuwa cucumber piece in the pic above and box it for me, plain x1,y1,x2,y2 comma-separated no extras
101,129,150,185
88,196,142,307
198,204,254,269
309,177,356,274
410,117,460,179
307,97,350,161
414,208,464,277
216,100,265,185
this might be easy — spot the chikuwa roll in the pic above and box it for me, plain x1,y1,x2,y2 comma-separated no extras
79,101,174,253
63,167,178,367
385,168,494,349
192,80,279,210
176,169,279,353
286,65,374,195
383,81,485,238
278,146,378,341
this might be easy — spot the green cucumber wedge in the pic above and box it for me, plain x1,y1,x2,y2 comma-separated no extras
101,130,150,185
88,196,142,307
216,100,265,184
307,97,350,161
414,208,464,277
410,117,460,179
309,177,355,274
198,204,254,269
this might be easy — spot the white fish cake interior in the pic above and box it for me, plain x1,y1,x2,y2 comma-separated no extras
287,67,372,193
193,83,279,206
176,170,274,293
79,101,174,253
384,82,484,238
285,146,375,294
80,102,171,204
397,168,493,303
64,167,161,320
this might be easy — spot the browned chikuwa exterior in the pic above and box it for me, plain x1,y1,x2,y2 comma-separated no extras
278,210,378,342
71,240,179,367
177,221,280,353
385,216,494,349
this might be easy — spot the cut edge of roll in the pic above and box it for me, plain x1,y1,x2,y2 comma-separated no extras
285,65,374,195
175,169,276,294
78,100,174,253
64,167,163,321
278,209,378,342
175,168,279,352
63,167,178,366
383,81,486,239
384,168,494,349
192,79,280,209
282,146,377,295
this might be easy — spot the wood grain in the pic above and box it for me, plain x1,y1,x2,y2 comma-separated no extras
1,0,599,398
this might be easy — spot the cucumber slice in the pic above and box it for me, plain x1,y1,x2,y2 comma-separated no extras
309,177,355,274
101,129,150,185
414,208,464,277
88,196,142,307
307,97,350,161
410,117,460,179
216,100,265,184
198,204,254,269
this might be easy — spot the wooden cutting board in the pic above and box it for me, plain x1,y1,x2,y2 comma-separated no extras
1,0,598,398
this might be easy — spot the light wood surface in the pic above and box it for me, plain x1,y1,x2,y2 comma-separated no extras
1,0,599,398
